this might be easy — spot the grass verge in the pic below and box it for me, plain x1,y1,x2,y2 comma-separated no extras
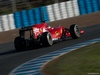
41,43,100,75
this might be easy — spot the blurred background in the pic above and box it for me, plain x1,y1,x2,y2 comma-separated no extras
0,0,70,15
0,0,99,32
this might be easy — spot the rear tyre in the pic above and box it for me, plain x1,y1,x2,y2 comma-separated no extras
70,24,80,39
14,37,26,52
41,32,53,46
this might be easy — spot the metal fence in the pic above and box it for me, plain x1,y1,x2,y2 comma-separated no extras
0,0,70,15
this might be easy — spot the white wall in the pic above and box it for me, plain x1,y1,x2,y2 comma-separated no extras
47,0,80,22
0,14,15,32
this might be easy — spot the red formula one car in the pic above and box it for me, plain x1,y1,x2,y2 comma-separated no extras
14,21,84,52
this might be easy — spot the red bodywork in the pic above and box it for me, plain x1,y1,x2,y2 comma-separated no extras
32,23,84,40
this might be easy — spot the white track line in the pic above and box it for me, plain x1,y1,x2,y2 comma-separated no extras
9,38,100,75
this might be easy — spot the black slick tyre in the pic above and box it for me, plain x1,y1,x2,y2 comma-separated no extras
14,37,26,52
41,32,53,46
70,24,80,39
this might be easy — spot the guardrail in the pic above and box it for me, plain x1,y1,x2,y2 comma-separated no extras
0,0,100,32
78,0,100,15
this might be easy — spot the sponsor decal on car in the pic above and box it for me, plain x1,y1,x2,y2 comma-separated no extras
55,31,59,36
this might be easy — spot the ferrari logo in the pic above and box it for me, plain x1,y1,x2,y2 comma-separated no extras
55,31,59,36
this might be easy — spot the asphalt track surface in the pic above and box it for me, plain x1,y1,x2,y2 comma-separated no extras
0,24,100,75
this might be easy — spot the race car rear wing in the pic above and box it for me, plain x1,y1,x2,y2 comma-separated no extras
19,26,33,39
20,26,33,31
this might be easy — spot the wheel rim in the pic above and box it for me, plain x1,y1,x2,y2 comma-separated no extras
47,33,53,45
74,25,80,37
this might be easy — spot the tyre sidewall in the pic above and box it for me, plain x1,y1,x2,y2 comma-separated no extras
41,32,53,46
14,37,25,52
74,24,80,37
70,24,80,39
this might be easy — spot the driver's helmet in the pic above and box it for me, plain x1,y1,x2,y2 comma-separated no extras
42,20,46,23
47,26,51,28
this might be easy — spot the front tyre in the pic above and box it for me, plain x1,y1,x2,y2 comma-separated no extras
70,24,80,39
14,37,26,52
41,32,53,46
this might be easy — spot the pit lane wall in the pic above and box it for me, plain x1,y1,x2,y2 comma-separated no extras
0,0,100,32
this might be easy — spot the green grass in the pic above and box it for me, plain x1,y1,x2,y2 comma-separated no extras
42,43,100,75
